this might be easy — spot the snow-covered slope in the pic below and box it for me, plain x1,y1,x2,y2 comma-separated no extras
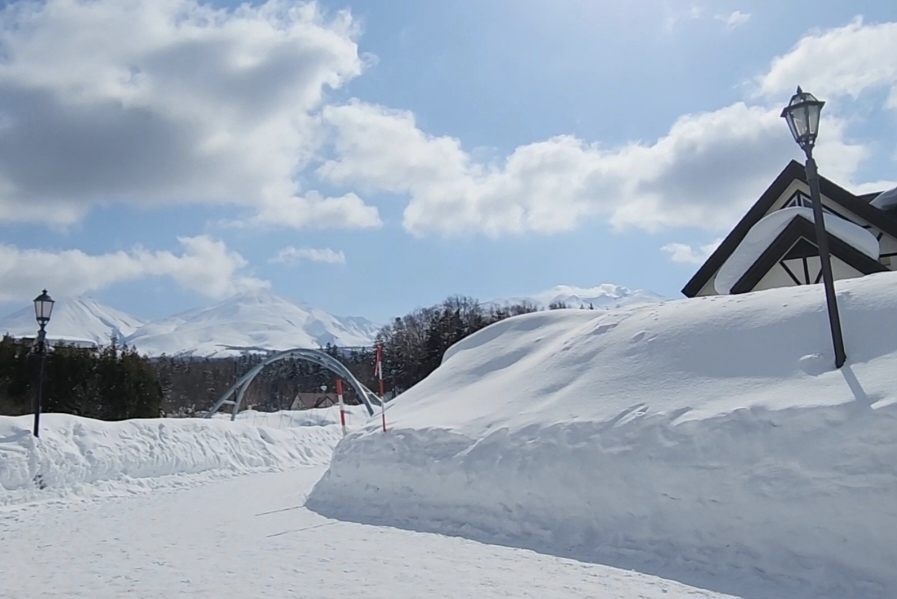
125,290,380,357
0,296,144,346
490,283,665,310
309,272,897,599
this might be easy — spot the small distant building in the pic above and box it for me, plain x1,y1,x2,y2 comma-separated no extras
683,160,897,297
289,392,336,410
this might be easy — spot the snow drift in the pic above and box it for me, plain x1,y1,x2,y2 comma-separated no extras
0,411,345,505
308,271,897,599
221,405,372,428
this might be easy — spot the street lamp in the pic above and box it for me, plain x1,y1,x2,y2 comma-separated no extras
32,289,55,437
781,87,846,368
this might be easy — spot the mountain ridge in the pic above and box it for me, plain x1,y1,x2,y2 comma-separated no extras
488,284,666,310
0,283,665,356
0,296,145,346
0,291,381,356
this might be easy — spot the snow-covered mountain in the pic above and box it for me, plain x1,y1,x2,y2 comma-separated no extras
489,284,666,310
0,296,144,347
0,285,655,356
124,290,381,357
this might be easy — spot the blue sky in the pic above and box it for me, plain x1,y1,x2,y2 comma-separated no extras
0,0,895,323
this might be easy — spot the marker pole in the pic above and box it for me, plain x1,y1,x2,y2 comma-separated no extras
375,344,386,432
335,378,347,437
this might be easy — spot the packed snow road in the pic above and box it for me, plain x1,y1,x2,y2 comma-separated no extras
0,466,734,599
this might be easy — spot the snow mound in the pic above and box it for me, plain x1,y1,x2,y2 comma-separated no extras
224,405,372,428
309,271,897,599
0,413,343,505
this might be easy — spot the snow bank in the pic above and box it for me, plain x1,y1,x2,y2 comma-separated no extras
308,271,897,599
229,405,372,428
0,413,343,505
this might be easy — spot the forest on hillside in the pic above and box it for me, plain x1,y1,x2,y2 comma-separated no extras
0,296,588,420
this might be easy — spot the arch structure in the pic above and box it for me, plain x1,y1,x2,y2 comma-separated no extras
203,348,382,421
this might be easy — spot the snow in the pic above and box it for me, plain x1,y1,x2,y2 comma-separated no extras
0,467,732,599
224,405,372,428
0,290,381,356
0,296,144,346
0,411,345,505
489,283,665,310
123,289,381,356
870,186,897,211
309,271,897,599
715,206,880,294
0,405,727,598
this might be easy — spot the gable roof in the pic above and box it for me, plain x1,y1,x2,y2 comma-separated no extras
729,215,888,294
682,160,897,297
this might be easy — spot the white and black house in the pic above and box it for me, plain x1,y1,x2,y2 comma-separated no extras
683,160,897,298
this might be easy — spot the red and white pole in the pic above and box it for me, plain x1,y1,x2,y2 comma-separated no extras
335,378,347,437
375,343,386,432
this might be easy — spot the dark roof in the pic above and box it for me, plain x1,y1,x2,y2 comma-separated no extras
682,160,897,297
858,191,884,203
729,215,888,294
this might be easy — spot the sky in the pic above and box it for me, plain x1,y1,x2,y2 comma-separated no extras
0,0,896,324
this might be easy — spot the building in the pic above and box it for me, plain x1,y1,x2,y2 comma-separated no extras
289,392,336,410
682,160,897,298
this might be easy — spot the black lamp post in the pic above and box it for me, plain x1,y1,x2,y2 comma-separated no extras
32,289,55,437
781,87,846,368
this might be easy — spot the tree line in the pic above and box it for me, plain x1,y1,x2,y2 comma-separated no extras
0,296,587,420
0,337,163,420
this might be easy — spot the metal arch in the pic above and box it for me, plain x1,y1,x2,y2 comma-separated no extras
203,348,382,421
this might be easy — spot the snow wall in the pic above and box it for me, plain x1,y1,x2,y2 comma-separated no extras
308,272,897,599
0,409,353,505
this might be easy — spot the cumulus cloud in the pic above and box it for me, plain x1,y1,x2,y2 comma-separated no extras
0,236,268,302
248,191,381,229
270,246,346,265
313,16,897,239
317,100,868,237
661,238,724,264
756,18,897,107
0,0,377,229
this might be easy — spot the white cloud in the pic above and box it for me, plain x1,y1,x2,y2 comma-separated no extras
716,10,751,30
663,4,704,32
0,236,268,302
248,191,382,229
317,100,869,237
0,0,378,229
661,238,724,264
756,18,897,107
270,246,346,265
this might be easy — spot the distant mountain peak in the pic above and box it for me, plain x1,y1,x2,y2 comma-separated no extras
123,292,381,357
0,291,381,356
490,283,665,310
0,295,144,346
